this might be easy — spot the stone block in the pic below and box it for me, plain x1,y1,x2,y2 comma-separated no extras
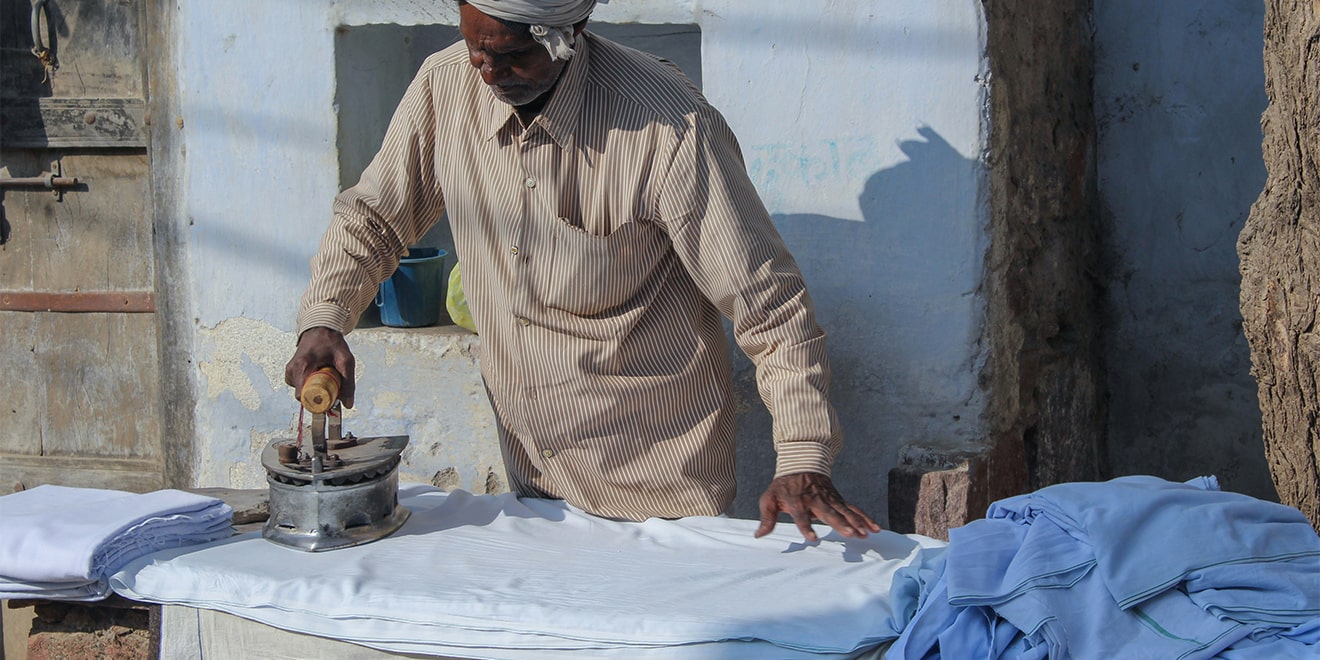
888,447,993,541
23,599,155,660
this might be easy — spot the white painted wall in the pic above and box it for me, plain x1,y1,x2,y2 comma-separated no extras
699,1,989,516
177,0,990,523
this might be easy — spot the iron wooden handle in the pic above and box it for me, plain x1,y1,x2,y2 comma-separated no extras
301,368,341,414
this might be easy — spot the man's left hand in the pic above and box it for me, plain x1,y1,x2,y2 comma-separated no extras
754,472,881,542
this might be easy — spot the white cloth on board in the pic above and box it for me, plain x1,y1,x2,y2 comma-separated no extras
113,484,945,658
0,485,233,601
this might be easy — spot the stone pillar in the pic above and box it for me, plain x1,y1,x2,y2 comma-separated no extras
888,0,1108,534
980,0,1108,493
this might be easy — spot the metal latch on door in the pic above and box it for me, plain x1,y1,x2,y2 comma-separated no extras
0,161,80,200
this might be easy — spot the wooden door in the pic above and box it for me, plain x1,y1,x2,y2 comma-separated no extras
1,0,165,492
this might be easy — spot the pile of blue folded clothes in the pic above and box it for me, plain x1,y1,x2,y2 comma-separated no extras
0,485,233,601
887,475,1320,659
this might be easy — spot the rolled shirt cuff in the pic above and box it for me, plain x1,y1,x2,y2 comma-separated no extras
296,303,356,339
773,440,835,479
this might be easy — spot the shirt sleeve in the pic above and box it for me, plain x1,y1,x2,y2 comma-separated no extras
296,66,447,337
655,106,842,478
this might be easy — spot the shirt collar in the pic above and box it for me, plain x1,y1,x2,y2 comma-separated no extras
477,32,590,147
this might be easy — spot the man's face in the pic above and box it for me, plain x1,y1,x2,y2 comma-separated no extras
459,4,569,107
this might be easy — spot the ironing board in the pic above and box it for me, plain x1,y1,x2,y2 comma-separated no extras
114,484,945,659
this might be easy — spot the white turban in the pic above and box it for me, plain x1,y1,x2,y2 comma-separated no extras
464,0,601,61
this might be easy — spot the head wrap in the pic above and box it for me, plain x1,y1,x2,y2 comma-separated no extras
464,0,601,61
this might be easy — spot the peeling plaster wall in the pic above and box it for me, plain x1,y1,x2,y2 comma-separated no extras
193,319,500,493
177,0,990,524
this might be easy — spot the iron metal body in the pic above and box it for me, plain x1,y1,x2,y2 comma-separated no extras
261,403,411,552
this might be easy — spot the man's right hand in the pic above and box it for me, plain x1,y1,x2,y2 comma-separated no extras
284,327,357,408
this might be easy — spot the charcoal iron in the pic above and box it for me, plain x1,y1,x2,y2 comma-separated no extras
262,368,411,552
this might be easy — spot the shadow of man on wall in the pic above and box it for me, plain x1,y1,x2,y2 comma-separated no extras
730,126,983,524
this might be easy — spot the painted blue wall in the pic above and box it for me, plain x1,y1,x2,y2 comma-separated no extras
1095,0,1274,499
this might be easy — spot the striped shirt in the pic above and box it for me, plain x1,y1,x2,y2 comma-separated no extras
298,31,841,521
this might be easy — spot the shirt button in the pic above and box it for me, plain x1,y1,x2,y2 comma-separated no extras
518,317,531,327
524,177,536,189
541,448,554,458
510,245,519,255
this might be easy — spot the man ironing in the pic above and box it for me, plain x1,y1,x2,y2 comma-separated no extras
285,0,880,542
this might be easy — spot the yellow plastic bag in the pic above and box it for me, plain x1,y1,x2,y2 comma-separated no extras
446,262,477,333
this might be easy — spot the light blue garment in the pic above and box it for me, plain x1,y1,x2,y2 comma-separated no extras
985,475,1320,611
1219,618,1320,659
882,544,951,642
886,476,1320,659
884,558,1046,660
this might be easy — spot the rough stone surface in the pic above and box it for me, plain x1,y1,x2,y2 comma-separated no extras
431,467,461,490
1237,0,1320,530
915,467,974,541
25,602,151,660
889,456,981,541
484,466,504,494
887,442,1015,540
981,0,1108,497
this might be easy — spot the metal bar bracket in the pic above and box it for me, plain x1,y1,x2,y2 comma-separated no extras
0,161,80,201
50,160,65,200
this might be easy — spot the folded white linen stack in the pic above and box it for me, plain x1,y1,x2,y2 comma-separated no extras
0,485,234,601
112,485,946,659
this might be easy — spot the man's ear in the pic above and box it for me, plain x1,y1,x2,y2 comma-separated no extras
573,20,587,38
